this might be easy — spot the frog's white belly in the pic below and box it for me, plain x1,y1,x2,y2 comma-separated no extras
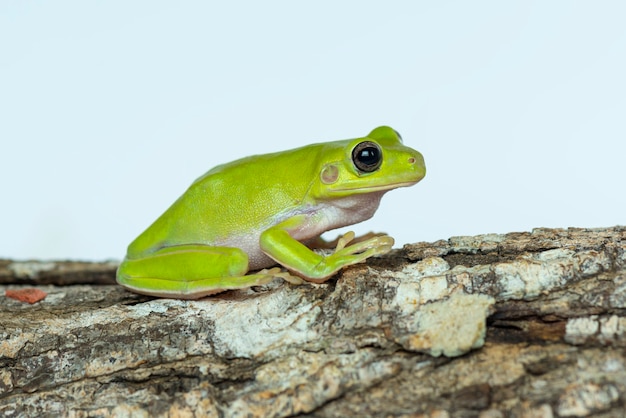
219,192,386,270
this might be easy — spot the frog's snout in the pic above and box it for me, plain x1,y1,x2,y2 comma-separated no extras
408,150,426,181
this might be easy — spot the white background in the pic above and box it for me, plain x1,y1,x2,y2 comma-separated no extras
1,1,625,261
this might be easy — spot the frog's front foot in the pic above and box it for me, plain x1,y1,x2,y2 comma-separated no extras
303,231,393,283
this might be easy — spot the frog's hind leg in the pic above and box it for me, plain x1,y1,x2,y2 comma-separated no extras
117,245,281,299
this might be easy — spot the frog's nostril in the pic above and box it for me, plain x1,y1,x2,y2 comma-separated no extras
408,157,416,164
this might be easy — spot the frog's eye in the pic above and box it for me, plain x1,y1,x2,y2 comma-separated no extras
394,130,403,142
352,141,382,173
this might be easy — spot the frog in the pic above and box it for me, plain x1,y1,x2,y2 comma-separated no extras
117,126,426,299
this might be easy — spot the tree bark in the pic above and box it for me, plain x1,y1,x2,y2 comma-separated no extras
1,226,625,417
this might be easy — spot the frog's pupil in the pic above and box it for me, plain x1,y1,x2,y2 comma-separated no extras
359,147,379,165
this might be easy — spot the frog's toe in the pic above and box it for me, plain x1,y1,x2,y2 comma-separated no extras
336,234,394,257
257,267,305,285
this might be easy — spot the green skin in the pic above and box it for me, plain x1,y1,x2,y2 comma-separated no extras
117,126,426,299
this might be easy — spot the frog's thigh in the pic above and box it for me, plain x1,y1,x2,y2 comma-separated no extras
117,245,275,299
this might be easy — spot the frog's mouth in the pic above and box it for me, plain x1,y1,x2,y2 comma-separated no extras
333,179,421,194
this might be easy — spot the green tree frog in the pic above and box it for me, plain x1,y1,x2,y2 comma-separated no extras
117,126,426,299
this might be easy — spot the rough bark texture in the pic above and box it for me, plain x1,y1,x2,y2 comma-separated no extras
1,226,626,417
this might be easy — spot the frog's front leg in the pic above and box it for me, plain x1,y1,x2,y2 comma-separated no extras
117,245,281,299
260,216,394,283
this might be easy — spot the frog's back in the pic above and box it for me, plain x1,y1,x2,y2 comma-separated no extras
126,143,330,257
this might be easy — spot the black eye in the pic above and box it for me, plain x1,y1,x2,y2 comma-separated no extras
352,141,382,173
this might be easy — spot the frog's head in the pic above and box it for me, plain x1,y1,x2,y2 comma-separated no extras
314,126,426,199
